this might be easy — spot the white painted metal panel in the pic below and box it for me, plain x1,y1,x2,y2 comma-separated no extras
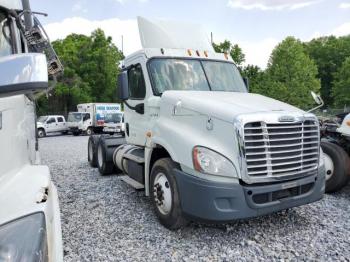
137,16,214,51
0,0,22,10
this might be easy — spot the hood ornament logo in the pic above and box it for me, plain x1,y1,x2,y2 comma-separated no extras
278,115,295,122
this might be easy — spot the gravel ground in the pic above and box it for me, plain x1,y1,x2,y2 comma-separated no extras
39,135,350,261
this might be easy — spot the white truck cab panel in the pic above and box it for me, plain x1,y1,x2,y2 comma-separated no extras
0,1,63,259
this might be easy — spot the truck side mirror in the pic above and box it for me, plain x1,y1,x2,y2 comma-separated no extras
311,91,323,105
308,91,324,113
118,71,129,101
243,77,249,92
0,54,48,98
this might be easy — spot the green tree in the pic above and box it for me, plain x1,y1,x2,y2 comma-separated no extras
332,57,350,108
304,35,350,106
37,29,124,116
212,40,245,68
241,65,266,93
265,37,320,109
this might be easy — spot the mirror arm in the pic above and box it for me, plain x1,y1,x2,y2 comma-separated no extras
124,101,144,114
307,98,324,113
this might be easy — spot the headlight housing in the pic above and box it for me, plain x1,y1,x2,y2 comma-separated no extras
0,212,48,262
192,146,237,177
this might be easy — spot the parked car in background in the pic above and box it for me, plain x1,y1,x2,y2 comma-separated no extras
67,103,121,135
103,112,125,135
37,115,69,138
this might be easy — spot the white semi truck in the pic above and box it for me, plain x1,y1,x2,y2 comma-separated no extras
67,103,121,135
89,17,326,229
0,0,63,260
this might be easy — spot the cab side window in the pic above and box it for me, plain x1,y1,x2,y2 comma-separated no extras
47,117,56,124
83,113,90,121
128,64,146,99
57,117,64,123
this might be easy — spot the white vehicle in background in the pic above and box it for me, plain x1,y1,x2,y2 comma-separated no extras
89,17,325,230
103,112,125,135
67,103,121,135
37,115,69,137
0,0,63,260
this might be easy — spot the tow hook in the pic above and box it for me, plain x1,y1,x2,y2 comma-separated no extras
154,183,164,206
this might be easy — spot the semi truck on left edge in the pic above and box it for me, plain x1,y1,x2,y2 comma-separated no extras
0,0,63,261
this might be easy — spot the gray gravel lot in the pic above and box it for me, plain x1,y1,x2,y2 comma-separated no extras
40,135,350,261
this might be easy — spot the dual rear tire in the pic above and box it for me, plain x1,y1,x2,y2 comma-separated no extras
87,136,187,229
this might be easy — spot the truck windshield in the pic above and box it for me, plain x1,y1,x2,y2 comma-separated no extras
37,116,48,123
68,113,82,122
105,113,122,123
148,58,247,94
0,11,12,57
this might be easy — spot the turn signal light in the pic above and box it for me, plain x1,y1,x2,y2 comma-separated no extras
346,121,350,127
224,53,229,60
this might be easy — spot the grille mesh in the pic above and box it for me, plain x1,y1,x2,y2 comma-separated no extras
244,120,319,178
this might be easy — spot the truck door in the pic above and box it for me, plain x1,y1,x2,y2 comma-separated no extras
56,116,65,132
125,63,147,145
83,113,91,131
45,117,58,133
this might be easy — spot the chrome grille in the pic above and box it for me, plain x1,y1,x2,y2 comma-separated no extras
243,120,319,179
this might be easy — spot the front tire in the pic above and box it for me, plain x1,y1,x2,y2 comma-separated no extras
37,128,46,138
86,127,93,136
150,158,187,230
321,141,350,193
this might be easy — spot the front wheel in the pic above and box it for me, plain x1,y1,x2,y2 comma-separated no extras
86,127,93,136
321,141,350,193
37,129,46,138
150,158,187,230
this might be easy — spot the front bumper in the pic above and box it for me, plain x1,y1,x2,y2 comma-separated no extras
174,166,325,222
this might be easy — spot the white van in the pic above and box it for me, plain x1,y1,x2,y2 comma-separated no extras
37,115,69,137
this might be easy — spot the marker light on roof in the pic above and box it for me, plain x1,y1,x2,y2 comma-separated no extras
196,50,200,57
204,51,208,57
187,49,192,56
161,48,165,55
224,53,229,60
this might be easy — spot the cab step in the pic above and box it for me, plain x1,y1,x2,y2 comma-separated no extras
120,175,145,190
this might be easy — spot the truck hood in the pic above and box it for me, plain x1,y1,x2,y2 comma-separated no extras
162,91,304,121
37,122,44,128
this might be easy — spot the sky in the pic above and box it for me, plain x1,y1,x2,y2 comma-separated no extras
30,0,350,68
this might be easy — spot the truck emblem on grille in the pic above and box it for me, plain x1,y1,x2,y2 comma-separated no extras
278,115,295,122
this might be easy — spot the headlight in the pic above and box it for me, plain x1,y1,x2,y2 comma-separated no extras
0,212,48,262
192,146,236,177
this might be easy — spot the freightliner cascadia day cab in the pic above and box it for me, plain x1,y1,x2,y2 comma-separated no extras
0,0,63,260
90,17,326,229
67,103,121,135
